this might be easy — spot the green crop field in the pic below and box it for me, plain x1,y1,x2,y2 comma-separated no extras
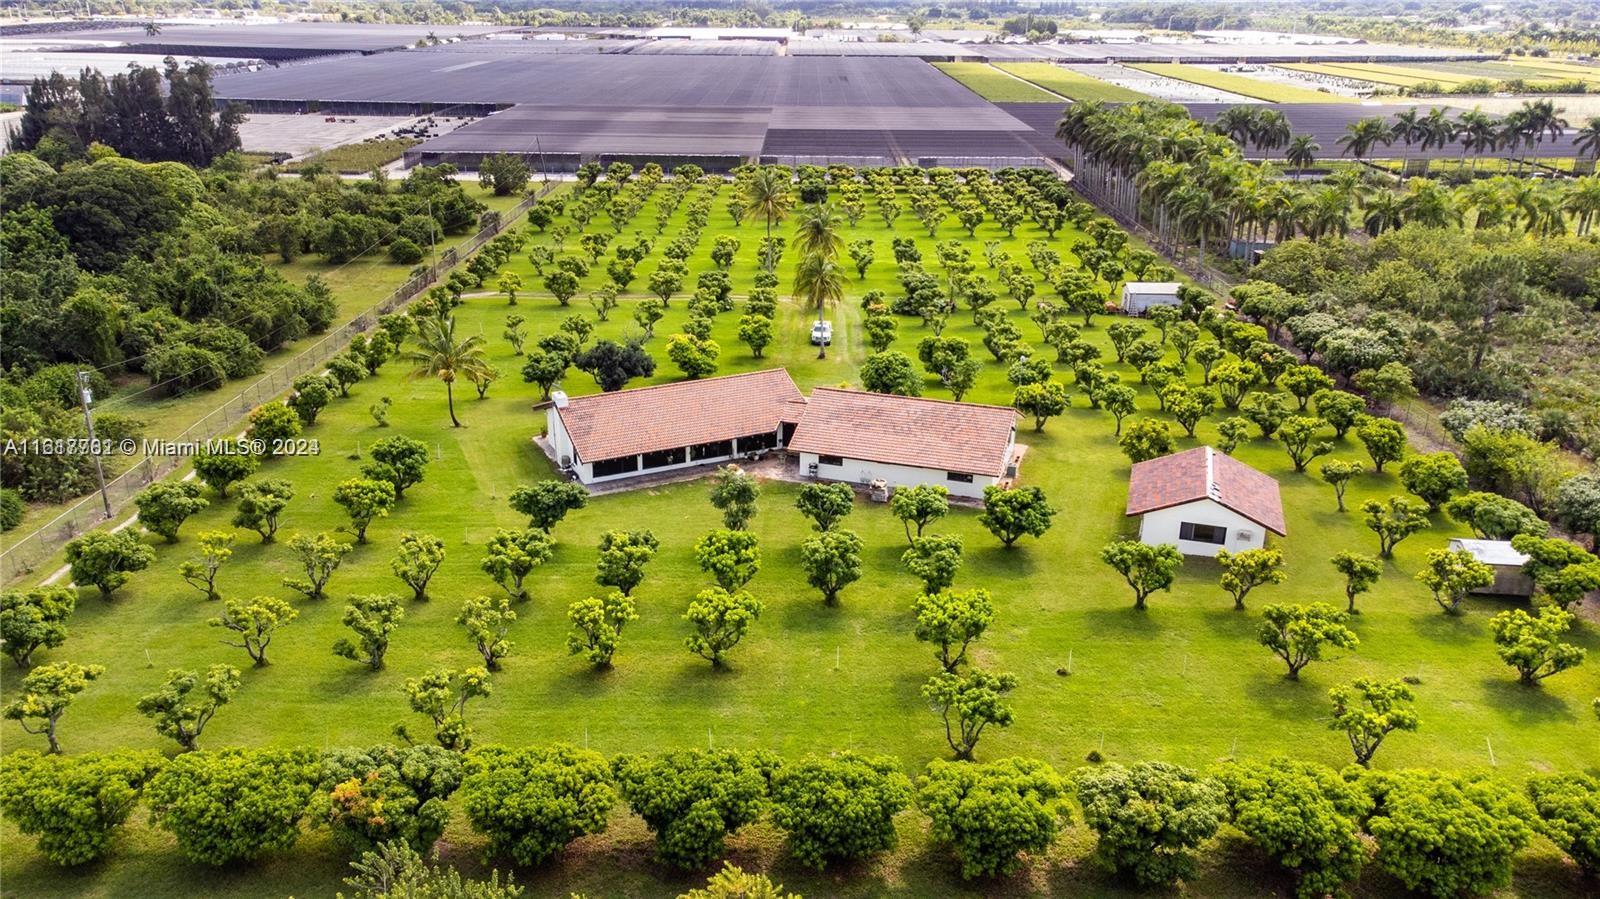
1128,64,1358,103
995,63,1149,103
284,138,421,174
931,62,1065,103
5,174,1597,899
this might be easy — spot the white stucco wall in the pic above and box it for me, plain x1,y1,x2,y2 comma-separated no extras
796,452,997,499
1137,499,1267,556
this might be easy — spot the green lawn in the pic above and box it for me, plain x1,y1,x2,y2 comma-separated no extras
5,177,1597,899
932,62,1066,103
1129,64,1359,103
996,63,1149,103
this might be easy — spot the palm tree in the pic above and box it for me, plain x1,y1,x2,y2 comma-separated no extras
1389,109,1424,171
1574,117,1600,173
1173,185,1226,267
144,21,162,36
740,168,794,271
1399,179,1459,228
792,203,845,262
1253,110,1292,156
400,314,490,428
1563,174,1600,236
1339,117,1393,163
1362,191,1404,236
1454,108,1499,172
1286,135,1319,180
793,254,846,360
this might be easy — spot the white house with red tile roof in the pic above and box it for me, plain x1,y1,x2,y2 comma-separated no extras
1125,446,1285,556
787,388,1019,499
546,369,805,484
545,376,1022,496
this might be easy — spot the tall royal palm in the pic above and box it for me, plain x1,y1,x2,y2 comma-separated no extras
793,254,847,359
741,167,794,271
1563,175,1600,236
1455,108,1500,171
792,203,846,262
400,314,491,428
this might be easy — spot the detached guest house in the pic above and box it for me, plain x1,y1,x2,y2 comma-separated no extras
545,369,805,485
788,388,1019,500
1125,446,1286,556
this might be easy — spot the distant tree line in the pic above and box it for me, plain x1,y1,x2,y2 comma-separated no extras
12,61,245,168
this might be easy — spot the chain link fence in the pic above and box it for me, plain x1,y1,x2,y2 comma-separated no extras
1,188,547,583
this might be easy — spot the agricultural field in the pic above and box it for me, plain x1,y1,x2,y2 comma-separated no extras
931,62,1064,103
5,170,1598,899
995,63,1150,103
1127,64,1360,103
283,137,422,174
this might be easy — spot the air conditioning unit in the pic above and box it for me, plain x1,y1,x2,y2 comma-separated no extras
559,455,572,469
807,463,819,477
1237,529,1254,542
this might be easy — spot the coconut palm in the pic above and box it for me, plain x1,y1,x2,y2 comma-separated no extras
1574,116,1600,171
792,203,845,262
1338,117,1393,162
1362,191,1404,237
740,167,794,271
1253,110,1292,155
399,314,491,428
1399,179,1459,228
1286,134,1320,180
1563,174,1600,235
793,254,846,360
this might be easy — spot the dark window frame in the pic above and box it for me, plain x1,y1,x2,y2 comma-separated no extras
1179,521,1228,545
818,454,844,466
946,471,975,483
591,454,640,478
641,447,688,470
690,439,734,461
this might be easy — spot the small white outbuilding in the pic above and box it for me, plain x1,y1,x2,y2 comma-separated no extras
1125,446,1286,557
1447,538,1534,596
1120,281,1182,315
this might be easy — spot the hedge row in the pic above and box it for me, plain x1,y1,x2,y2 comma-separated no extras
2,745,1596,896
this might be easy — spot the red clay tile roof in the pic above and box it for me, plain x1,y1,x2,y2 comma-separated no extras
1124,446,1287,536
554,369,803,463
787,388,1018,478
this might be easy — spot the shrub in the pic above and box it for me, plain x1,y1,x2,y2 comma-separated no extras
1361,769,1536,898
610,749,779,869
768,753,912,870
0,750,165,865
460,745,615,866
1075,761,1227,888
310,745,464,854
917,757,1064,879
146,748,320,865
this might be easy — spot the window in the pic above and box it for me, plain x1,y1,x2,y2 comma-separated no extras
690,439,733,461
591,455,639,478
736,432,777,453
641,447,687,470
946,471,974,483
818,455,844,466
1179,522,1227,545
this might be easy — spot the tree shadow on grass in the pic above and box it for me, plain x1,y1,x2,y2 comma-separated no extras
1076,604,1165,639
1406,605,1483,644
1197,605,1259,641
1239,667,1327,723
772,594,848,633
1479,675,1580,725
